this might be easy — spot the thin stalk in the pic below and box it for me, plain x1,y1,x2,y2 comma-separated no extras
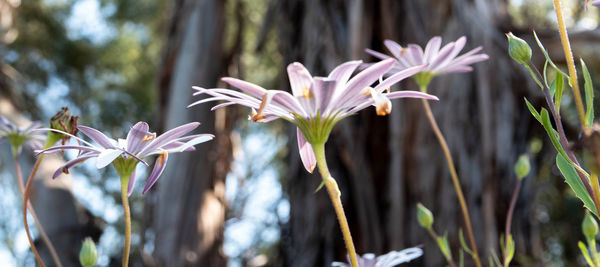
23,154,46,267
427,228,457,267
13,154,63,267
553,0,586,125
420,96,482,267
503,179,522,267
120,176,131,267
312,142,358,267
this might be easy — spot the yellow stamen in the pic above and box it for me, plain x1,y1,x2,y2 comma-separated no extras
142,135,155,142
363,90,371,96
303,87,311,98
376,102,392,116
249,94,269,122
400,48,408,56
158,150,167,166
386,87,390,94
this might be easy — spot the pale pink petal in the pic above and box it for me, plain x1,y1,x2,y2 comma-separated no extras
297,128,316,173
143,152,169,194
221,77,267,98
423,36,442,63
287,62,314,97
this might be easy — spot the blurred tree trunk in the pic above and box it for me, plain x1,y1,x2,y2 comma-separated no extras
276,0,539,266
147,0,233,266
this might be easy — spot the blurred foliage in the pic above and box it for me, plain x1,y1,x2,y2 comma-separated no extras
6,0,166,133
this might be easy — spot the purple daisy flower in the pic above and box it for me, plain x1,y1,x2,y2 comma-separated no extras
0,115,46,155
331,247,423,267
37,122,213,195
190,59,437,173
366,36,488,87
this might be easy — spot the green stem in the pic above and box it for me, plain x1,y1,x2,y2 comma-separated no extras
13,154,63,267
420,90,482,267
120,175,131,267
312,142,359,267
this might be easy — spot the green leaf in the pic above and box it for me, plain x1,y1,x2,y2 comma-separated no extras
582,59,595,127
554,72,564,114
437,234,453,262
504,234,515,267
524,98,542,123
540,109,570,162
579,241,595,267
556,154,598,217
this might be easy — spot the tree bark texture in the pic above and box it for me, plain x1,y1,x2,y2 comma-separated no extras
148,0,233,266
275,0,545,266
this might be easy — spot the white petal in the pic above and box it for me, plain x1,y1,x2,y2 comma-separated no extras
96,149,123,169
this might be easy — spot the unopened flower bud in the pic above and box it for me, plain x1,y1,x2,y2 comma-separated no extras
506,32,532,65
514,154,530,180
79,237,97,267
583,212,599,240
417,203,434,230
49,107,79,145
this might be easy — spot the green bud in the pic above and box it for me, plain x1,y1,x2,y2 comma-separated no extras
506,32,532,65
79,237,97,267
417,203,434,230
514,154,531,180
48,107,79,146
583,212,599,240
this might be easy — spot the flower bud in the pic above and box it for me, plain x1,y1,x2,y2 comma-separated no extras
583,212,599,240
514,154,530,180
506,32,532,65
417,203,434,230
79,237,97,267
49,107,79,145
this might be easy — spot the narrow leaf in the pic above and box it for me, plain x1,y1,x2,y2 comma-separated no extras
579,241,595,267
556,154,598,217
582,59,595,127
554,72,564,114
548,69,556,97
505,234,515,266
524,98,542,123
540,109,570,162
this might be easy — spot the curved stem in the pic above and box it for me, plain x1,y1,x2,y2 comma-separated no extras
23,155,46,267
312,143,359,267
120,175,131,267
504,179,522,267
553,0,586,125
420,97,482,267
13,154,63,267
